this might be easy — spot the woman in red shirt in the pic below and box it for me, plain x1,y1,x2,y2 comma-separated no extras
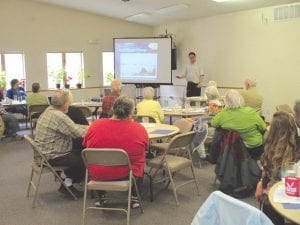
83,96,149,208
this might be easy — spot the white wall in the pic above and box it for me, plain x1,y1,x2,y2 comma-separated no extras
155,5,300,120
0,0,153,100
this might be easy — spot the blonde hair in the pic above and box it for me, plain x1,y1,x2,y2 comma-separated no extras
142,87,155,100
224,90,244,109
111,79,122,93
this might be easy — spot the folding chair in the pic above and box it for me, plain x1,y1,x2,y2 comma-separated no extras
133,115,156,123
191,191,274,225
24,135,78,208
150,118,193,153
81,148,144,225
27,104,49,135
192,123,208,168
146,131,200,205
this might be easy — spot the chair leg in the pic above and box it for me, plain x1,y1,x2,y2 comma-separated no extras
190,165,200,196
167,168,179,206
82,174,88,225
49,167,78,201
133,177,144,214
26,169,34,197
30,121,33,136
127,177,132,225
32,168,43,208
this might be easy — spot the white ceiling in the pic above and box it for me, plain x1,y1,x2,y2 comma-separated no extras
34,0,300,26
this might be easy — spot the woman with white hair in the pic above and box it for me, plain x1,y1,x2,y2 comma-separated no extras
136,87,164,123
211,90,266,159
205,86,221,106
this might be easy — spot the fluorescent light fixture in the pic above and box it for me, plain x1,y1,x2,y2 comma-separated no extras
156,4,189,14
125,12,152,22
212,0,230,2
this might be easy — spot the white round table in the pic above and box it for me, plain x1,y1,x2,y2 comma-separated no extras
142,123,180,140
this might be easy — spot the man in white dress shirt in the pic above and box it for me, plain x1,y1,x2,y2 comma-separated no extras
176,52,205,97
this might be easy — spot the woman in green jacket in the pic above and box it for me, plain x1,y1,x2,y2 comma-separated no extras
211,89,266,159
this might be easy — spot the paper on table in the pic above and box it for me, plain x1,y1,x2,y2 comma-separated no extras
150,129,174,135
282,203,300,209
273,185,300,204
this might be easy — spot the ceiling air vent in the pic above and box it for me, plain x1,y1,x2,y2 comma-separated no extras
274,3,300,21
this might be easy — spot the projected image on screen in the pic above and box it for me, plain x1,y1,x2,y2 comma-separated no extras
114,38,172,84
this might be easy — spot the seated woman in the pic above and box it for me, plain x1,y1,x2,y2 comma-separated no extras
26,82,48,106
257,112,300,225
205,85,222,115
211,90,266,159
100,79,122,118
136,87,164,123
83,96,149,208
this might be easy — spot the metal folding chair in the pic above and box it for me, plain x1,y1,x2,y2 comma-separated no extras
24,135,77,208
27,104,49,135
146,131,200,205
81,148,144,225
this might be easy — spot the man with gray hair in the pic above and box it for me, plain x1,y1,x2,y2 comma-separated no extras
240,77,263,114
35,90,87,197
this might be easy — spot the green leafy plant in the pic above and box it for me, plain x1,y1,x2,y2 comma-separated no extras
77,69,90,84
105,72,114,84
0,71,6,90
49,68,66,84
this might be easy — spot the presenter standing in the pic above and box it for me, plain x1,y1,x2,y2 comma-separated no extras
176,52,204,97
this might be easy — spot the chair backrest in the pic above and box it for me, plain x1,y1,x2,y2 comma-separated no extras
133,115,156,123
167,131,195,153
24,135,48,164
192,123,208,148
76,106,92,118
81,148,132,169
28,104,49,117
173,118,193,134
191,191,274,225
276,104,293,113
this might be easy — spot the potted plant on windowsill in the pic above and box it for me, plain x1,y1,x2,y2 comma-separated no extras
0,71,7,91
64,75,72,89
49,69,66,89
76,69,90,89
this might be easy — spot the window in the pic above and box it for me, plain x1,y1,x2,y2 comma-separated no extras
0,53,26,89
102,52,114,86
47,52,84,89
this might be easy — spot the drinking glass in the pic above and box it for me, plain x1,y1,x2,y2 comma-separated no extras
142,117,149,123
281,162,296,179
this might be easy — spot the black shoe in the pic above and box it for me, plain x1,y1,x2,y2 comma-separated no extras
58,184,83,198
